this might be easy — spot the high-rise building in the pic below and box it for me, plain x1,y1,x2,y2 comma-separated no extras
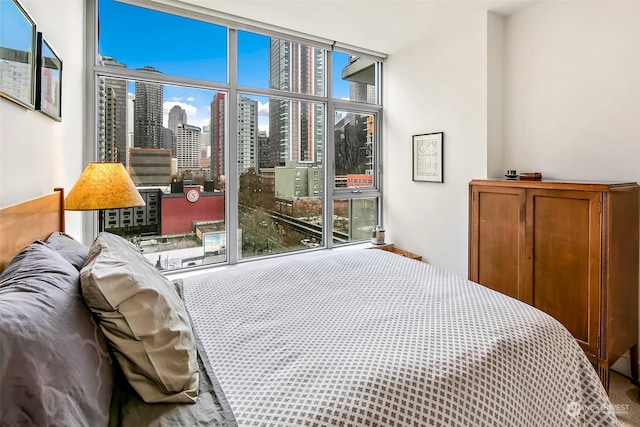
257,130,270,169
176,123,202,169
349,82,376,104
98,57,127,164
133,66,164,149
162,127,173,154
343,56,376,104
210,93,225,178
167,105,187,156
268,40,324,166
210,94,259,176
168,105,187,133
238,96,258,174
201,124,211,160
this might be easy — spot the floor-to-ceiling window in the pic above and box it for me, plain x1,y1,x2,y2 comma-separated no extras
89,0,384,271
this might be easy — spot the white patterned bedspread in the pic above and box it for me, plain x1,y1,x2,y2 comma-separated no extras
182,249,617,426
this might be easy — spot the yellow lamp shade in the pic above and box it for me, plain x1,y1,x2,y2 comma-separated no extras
65,162,146,210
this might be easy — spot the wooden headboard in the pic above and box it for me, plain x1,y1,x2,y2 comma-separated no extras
0,188,65,272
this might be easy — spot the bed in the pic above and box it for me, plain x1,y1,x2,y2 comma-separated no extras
0,190,619,426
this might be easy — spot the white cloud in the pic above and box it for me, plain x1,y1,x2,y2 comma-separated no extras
258,100,269,115
258,101,269,134
186,97,195,102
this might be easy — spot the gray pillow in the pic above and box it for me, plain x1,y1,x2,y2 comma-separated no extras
45,231,90,271
80,232,199,404
0,241,113,427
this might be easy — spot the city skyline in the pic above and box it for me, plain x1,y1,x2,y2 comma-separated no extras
99,0,352,134
91,0,379,267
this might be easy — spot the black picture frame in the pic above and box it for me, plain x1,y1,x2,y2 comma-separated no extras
412,132,444,183
0,0,37,109
35,32,62,121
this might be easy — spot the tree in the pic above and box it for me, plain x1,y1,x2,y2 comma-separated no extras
239,168,275,210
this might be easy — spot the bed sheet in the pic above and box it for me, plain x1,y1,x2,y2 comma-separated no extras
182,249,617,426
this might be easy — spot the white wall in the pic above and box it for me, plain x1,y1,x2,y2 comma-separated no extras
0,0,85,239
383,10,489,277
486,12,504,180
503,1,640,182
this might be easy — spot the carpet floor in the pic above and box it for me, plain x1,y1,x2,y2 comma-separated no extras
609,371,640,426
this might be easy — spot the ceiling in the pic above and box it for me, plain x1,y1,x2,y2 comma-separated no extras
175,0,537,56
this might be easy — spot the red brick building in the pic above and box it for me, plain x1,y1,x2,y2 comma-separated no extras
161,185,225,235
346,174,373,187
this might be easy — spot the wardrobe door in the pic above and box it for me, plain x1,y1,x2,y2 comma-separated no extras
526,189,601,358
469,185,526,300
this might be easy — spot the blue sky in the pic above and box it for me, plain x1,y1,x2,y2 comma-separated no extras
98,0,350,132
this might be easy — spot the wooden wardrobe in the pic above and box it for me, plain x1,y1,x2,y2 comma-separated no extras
468,179,639,391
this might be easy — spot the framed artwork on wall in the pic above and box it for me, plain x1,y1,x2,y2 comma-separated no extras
0,0,37,109
35,32,62,121
412,132,444,183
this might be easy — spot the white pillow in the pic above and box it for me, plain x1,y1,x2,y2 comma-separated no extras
80,232,199,404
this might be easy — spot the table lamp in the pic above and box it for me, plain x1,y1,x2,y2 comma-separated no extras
65,162,145,230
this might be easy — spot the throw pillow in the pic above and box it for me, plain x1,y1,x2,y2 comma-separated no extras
0,241,112,426
45,231,90,271
80,232,199,404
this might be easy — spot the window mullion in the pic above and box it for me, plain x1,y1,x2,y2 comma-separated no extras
236,85,326,104
324,50,335,249
95,65,231,93
375,109,383,227
85,0,100,245
227,28,239,264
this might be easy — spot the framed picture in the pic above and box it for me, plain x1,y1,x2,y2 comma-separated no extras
35,32,62,121
412,132,444,183
0,0,37,109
